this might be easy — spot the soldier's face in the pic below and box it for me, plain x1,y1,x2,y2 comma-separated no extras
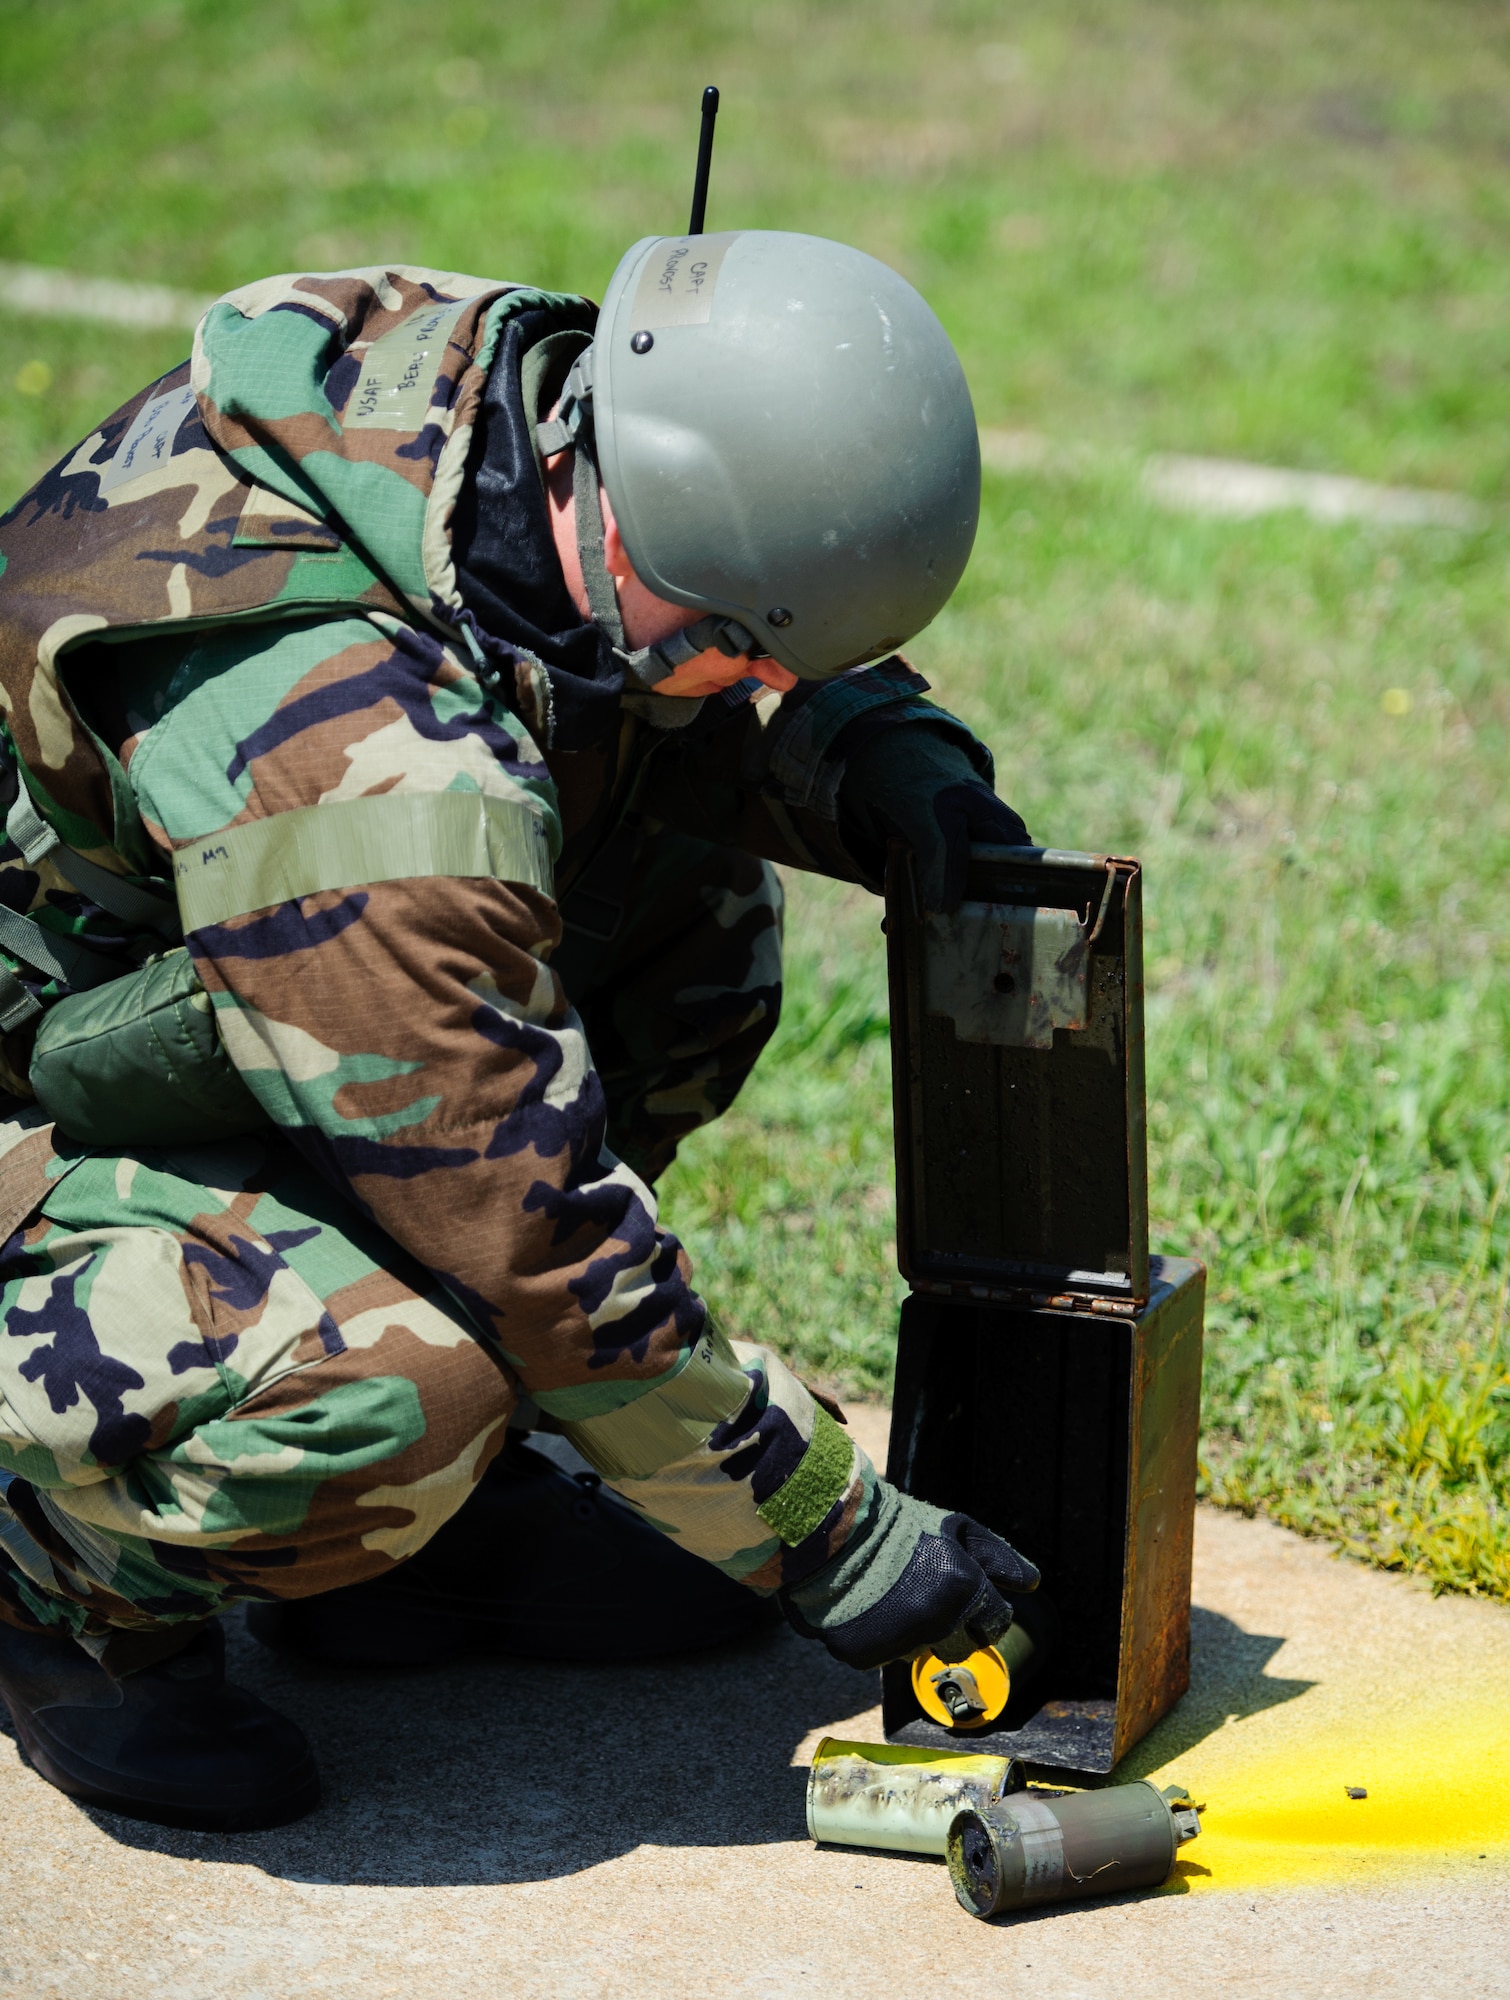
647,641,797,699
543,435,796,698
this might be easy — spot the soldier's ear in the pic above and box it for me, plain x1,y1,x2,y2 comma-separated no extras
599,488,635,587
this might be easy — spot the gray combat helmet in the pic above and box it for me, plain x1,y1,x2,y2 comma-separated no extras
543,230,981,682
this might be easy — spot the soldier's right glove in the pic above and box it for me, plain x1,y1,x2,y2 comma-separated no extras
838,722,1031,914
779,1479,1040,1672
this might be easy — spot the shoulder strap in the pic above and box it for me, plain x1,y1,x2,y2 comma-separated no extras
0,903,123,1028
0,782,176,1030
6,787,179,938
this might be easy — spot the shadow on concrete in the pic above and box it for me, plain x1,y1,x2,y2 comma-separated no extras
65,1596,1319,1887
972,1852,1214,1928
1114,1602,1316,1781
81,1608,879,1887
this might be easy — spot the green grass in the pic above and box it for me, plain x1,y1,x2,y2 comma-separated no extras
4,0,1510,1598
671,469,1510,1602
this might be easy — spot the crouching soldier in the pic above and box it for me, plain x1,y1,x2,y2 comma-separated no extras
0,231,1037,1828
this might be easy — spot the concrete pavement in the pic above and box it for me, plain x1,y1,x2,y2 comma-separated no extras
1,1404,1506,1999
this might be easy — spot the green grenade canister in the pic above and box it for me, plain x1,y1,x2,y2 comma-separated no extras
946,1781,1202,1918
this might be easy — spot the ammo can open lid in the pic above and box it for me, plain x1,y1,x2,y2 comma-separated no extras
886,844,1149,1309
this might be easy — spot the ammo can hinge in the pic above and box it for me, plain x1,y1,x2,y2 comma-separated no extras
907,1276,1142,1318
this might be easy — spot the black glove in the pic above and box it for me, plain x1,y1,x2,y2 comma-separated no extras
838,723,1031,913
781,1486,1040,1672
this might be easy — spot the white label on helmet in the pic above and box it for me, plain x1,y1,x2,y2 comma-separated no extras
630,233,742,330
345,295,476,431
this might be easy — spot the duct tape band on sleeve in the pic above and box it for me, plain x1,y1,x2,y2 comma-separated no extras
562,1330,754,1482
172,792,557,932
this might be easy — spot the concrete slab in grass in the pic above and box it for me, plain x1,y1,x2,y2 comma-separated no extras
0,1404,1505,1999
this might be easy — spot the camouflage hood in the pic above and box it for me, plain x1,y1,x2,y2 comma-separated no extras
191,265,594,633
0,267,592,852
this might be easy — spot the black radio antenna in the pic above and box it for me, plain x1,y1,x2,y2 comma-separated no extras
688,85,719,235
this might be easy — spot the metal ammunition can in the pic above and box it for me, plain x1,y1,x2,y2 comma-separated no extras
807,1737,1025,1857
946,1779,1200,1917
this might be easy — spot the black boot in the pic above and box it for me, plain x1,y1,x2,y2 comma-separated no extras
0,1616,320,1830
247,1434,776,1667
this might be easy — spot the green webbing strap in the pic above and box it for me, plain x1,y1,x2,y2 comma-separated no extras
572,432,628,648
0,784,163,1030
172,791,556,932
0,903,122,992
6,787,178,937
0,964,39,1032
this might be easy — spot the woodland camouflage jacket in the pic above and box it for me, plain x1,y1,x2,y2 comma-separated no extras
0,265,973,1591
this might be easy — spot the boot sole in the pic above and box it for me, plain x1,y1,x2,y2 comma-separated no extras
3,1698,321,1832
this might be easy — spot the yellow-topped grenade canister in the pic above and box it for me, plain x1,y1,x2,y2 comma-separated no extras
910,1611,1043,1731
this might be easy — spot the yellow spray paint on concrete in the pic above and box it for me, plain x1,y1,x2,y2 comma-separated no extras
1151,1704,1510,1891
1133,1512,1510,1895
817,1428,1510,1904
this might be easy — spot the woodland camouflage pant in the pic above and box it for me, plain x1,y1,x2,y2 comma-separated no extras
0,829,783,1646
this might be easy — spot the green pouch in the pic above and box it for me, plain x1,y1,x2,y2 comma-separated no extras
30,948,270,1148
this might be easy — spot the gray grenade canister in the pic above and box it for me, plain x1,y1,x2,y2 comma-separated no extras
946,1781,1202,1918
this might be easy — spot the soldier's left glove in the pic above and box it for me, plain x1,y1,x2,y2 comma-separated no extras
779,1480,1040,1672
838,723,1031,913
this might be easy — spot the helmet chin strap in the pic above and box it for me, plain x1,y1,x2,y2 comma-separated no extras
536,350,760,692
